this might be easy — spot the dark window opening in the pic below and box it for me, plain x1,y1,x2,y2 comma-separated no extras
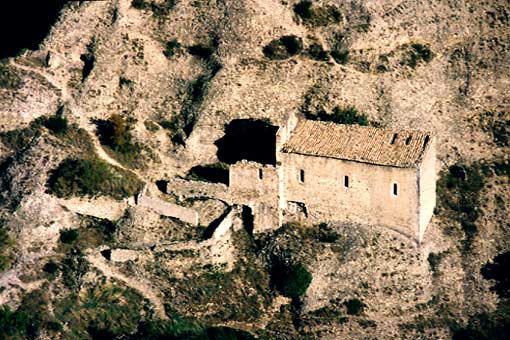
215,118,278,165
242,205,254,237
258,168,263,180
393,183,398,196
423,135,430,148
299,169,305,183
344,175,349,188
405,136,412,145
390,133,398,144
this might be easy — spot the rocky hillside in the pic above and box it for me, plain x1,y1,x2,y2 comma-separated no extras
0,0,509,339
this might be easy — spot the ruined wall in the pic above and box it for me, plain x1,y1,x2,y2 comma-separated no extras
229,160,279,232
418,139,436,242
280,152,420,239
138,194,199,226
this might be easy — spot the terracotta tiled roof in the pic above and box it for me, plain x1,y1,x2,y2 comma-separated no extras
281,120,432,167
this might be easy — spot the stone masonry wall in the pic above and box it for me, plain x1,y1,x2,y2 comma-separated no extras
418,139,436,242
229,161,280,232
280,152,420,239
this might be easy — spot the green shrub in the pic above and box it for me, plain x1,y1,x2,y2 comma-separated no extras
263,35,303,60
188,44,214,60
427,252,444,277
60,228,79,244
0,115,93,155
144,120,160,132
43,260,59,275
271,260,312,299
436,162,485,250
47,157,143,200
400,43,433,68
306,43,329,61
306,106,369,126
42,115,68,135
330,50,349,64
345,298,365,316
0,228,13,271
293,1,341,27
131,0,146,9
164,39,181,58
0,124,40,151
93,114,144,168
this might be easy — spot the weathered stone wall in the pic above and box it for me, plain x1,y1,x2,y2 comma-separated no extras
138,194,199,226
229,161,280,233
280,152,420,239
418,138,436,241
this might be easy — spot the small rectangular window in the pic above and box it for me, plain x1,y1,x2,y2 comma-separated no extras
258,168,263,180
344,175,349,188
393,183,398,196
299,169,305,183
391,133,398,144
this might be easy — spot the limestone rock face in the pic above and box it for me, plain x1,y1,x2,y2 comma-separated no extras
0,1,509,339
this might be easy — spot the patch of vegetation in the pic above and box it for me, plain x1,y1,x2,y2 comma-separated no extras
46,157,143,200
271,260,312,299
306,43,329,61
436,162,485,250
293,1,342,27
60,228,79,244
164,39,181,58
305,106,370,126
54,282,148,339
451,304,510,340
400,43,434,68
479,110,510,147
330,49,349,64
0,122,40,152
42,114,68,135
0,114,94,155
186,162,229,185
263,35,303,60
481,251,510,299
0,289,54,339
0,62,23,89
132,318,256,339
427,252,446,277
93,114,145,168
144,119,160,132
43,260,59,275
132,0,175,16
0,227,14,271
345,298,365,316
188,44,215,60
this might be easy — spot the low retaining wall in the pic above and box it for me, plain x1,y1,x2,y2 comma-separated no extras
138,194,199,226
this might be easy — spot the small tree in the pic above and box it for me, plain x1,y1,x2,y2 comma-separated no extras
345,298,365,315
271,260,312,299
